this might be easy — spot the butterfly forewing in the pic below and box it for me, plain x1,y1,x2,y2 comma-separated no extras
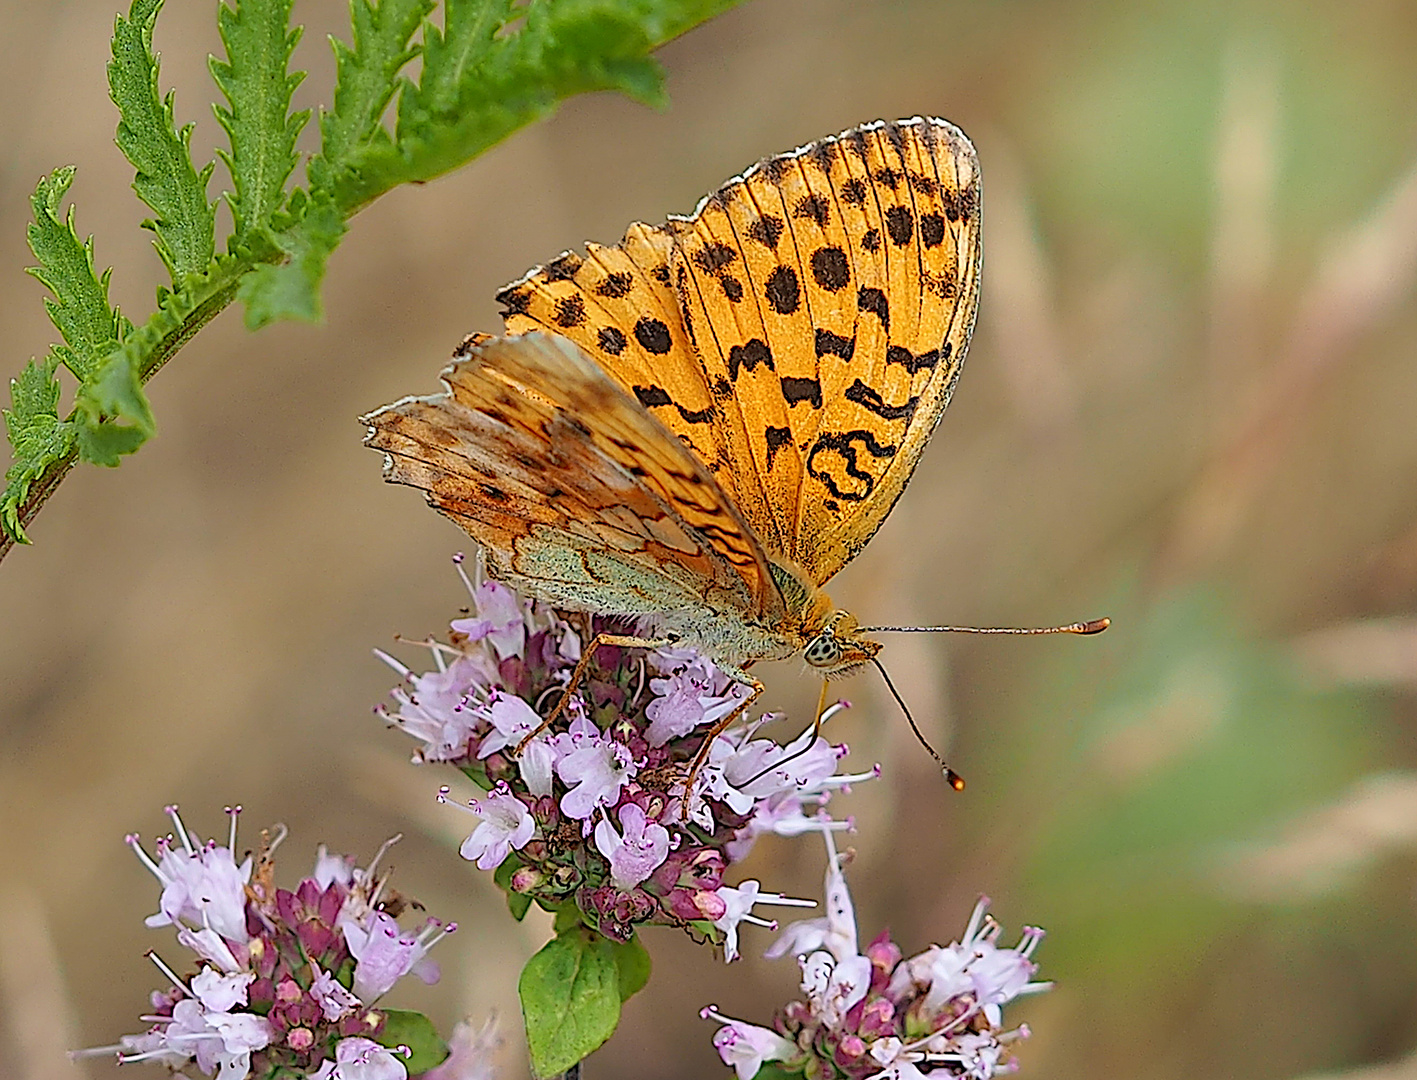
783,120,978,582
490,118,980,591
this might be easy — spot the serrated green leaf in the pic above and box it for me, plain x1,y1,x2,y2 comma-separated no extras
26,169,129,384
74,349,155,467
609,935,650,1002
210,0,309,247
374,1008,448,1075
237,191,346,327
519,930,621,1078
2,357,77,544
399,0,513,131
110,0,217,280
339,0,743,211
316,0,434,176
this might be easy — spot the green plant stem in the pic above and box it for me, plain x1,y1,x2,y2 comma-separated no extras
0,268,246,562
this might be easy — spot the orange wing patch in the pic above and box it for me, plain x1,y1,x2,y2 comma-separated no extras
493,226,726,488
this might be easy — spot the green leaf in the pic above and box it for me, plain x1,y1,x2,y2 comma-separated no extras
25,169,130,383
375,1008,448,1075
237,190,347,327
74,349,156,466
752,1066,805,1080
316,0,435,176
399,0,514,131
2,357,77,544
609,935,651,1002
519,930,621,1078
338,0,744,212
109,0,218,280
210,0,309,247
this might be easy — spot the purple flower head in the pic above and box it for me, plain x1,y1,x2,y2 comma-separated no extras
451,579,528,660
703,830,1050,1080
376,566,875,951
310,1036,409,1080
701,1007,797,1080
342,911,445,1001
85,805,458,1080
555,721,638,820
129,805,252,944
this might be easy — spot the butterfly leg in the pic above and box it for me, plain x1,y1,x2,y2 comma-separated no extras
683,672,766,795
513,632,671,756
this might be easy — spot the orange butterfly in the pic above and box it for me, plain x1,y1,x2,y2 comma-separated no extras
365,117,1103,785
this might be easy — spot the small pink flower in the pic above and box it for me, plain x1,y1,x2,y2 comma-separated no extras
556,727,637,820
701,1007,795,1080
593,803,670,889
452,784,536,870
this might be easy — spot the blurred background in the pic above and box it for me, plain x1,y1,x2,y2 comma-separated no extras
4,0,1417,1078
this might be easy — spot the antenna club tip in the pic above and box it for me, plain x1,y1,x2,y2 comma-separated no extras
944,768,966,791
1077,617,1110,635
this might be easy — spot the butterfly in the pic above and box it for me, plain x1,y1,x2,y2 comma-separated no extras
364,117,1098,784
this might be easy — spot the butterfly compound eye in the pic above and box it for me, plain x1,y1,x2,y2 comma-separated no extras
804,634,843,668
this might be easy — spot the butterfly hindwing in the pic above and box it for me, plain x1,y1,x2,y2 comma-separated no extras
363,333,785,628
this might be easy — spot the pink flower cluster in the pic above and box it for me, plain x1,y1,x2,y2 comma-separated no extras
377,556,874,949
82,806,454,1080
704,832,1048,1080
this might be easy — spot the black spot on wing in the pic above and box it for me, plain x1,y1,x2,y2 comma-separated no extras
553,294,586,328
747,215,784,249
496,285,531,316
544,252,583,281
840,178,868,205
781,376,823,408
858,287,889,331
693,242,738,274
874,166,902,190
727,339,774,381
634,317,673,355
908,171,939,197
815,329,855,361
861,229,881,253
806,429,897,502
597,325,627,355
886,345,941,375
764,425,792,470
920,212,946,249
845,378,918,422
793,193,831,228
811,246,850,291
885,206,914,246
720,274,745,302
764,265,801,315
636,384,717,426
633,385,673,409
596,272,634,298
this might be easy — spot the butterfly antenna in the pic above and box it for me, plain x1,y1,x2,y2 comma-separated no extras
870,657,965,791
861,617,1110,636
